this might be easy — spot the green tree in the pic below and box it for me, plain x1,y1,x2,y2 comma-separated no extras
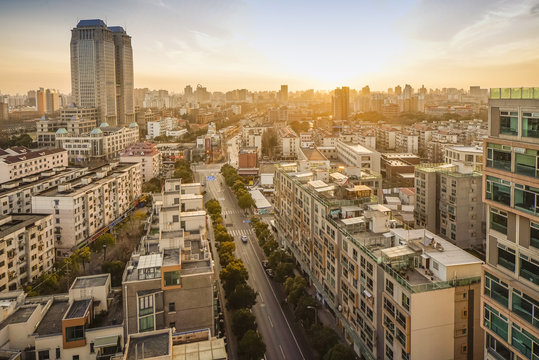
232,179,246,192
268,250,292,270
232,309,257,339
323,344,357,360
237,193,255,210
309,324,340,357
227,283,257,310
295,294,318,327
262,238,279,256
220,259,249,294
74,247,91,271
275,262,294,283
215,231,234,243
284,276,307,307
91,233,115,252
218,241,236,256
238,330,266,360
102,260,125,286
173,168,193,183
142,177,163,193
219,251,235,267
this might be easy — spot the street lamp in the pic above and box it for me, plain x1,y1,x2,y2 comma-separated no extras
103,244,107,261
307,306,318,325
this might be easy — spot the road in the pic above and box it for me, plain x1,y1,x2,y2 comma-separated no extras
195,164,307,360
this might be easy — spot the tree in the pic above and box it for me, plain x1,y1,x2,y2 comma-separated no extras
227,283,257,310
142,177,162,193
275,262,294,283
295,294,318,327
237,193,255,210
91,233,115,252
220,259,249,294
218,241,236,256
284,276,307,307
289,120,309,135
232,309,257,338
323,344,357,360
215,230,234,243
262,238,279,256
205,199,221,215
102,260,125,286
232,179,246,192
74,247,91,271
173,168,193,183
219,251,235,267
268,250,292,270
238,330,266,360
309,324,339,357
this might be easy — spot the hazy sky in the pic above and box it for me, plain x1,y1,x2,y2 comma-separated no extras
1,0,538,94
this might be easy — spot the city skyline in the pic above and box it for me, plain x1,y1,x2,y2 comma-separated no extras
1,0,539,94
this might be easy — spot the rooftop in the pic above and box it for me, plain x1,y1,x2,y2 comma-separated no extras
65,299,91,319
0,305,37,331
0,214,51,239
126,331,170,360
337,140,373,154
0,148,65,165
71,274,109,289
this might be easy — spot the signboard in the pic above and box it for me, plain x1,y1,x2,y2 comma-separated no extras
206,176,215,181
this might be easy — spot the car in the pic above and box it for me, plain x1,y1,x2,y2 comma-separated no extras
262,260,268,268
241,235,248,243
265,268,274,278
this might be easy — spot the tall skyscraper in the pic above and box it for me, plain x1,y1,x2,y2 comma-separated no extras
36,88,59,114
332,86,349,120
280,84,288,104
481,87,539,360
70,19,134,125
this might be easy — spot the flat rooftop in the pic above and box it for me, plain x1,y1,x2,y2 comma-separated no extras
65,299,91,319
337,141,373,154
34,300,70,336
0,305,37,331
71,274,109,289
0,214,50,238
126,332,170,360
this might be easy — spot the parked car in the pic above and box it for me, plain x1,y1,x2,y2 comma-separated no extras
262,260,268,268
265,268,275,278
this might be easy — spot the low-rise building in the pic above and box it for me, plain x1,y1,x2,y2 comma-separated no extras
444,145,483,171
32,162,142,256
0,274,124,360
278,127,299,159
336,139,381,173
37,114,97,148
0,148,68,184
120,142,161,183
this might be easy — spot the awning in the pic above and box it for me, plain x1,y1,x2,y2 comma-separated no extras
420,254,430,259
94,335,119,348
363,290,372,298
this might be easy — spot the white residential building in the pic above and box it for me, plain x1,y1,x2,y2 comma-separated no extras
395,132,419,154
0,148,68,184
336,139,381,173
0,214,55,292
279,127,299,159
444,145,483,171
120,142,161,182
32,162,142,256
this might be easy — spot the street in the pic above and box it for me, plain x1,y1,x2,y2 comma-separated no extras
194,163,308,360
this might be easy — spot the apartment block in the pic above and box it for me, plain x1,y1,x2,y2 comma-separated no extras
0,148,68,184
0,167,88,216
376,126,398,151
123,178,213,336
55,123,139,164
278,127,299,159
395,132,419,154
274,166,484,360
120,142,161,183
336,139,381,173
32,162,142,256
0,274,123,360
0,214,54,292
414,163,485,250
481,88,539,360
445,145,484,172
37,115,96,148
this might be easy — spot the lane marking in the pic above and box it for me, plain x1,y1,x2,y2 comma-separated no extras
279,345,286,359
268,315,274,328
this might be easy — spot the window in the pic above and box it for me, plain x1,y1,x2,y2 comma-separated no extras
172,215,179,223
511,323,539,359
401,294,410,311
65,325,84,342
515,150,538,178
486,176,511,207
38,350,50,360
72,356,79,360
55,348,60,359
169,302,175,312
522,112,539,138
432,260,439,270
497,244,516,272
138,295,153,316
514,184,539,215
385,279,394,295
500,111,518,136
486,333,512,360
532,222,539,249
385,345,393,360
520,254,539,286
484,272,509,307
490,208,508,235
489,148,512,172
90,343,94,353
512,289,539,328
139,315,154,332
484,303,508,341
169,322,176,328
164,270,180,287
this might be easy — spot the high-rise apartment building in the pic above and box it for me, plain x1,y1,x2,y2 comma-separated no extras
36,88,59,114
280,84,288,104
481,87,539,360
70,19,134,125
332,86,350,120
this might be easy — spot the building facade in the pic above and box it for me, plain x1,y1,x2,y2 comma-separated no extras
119,142,161,183
0,148,68,184
481,88,539,360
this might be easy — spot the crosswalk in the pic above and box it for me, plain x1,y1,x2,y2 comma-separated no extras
222,209,245,215
228,228,254,238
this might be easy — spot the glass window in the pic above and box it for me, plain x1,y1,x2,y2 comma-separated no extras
491,149,512,172
500,112,518,136
486,334,513,360
512,289,539,328
485,272,509,307
138,295,153,316
164,270,180,287
515,152,538,178
139,315,154,332
65,325,84,342
484,303,508,341
486,176,511,207
386,279,394,295
514,185,539,215
531,222,539,249
490,208,508,234
511,323,539,360
402,293,410,311
520,255,539,286
522,112,539,138
497,244,516,272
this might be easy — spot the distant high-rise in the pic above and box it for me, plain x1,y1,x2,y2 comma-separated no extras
332,86,349,120
36,88,59,114
70,19,134,125
280,84,288,104
184,85,193,98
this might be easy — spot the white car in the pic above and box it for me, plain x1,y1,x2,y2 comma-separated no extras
241,235,248,243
